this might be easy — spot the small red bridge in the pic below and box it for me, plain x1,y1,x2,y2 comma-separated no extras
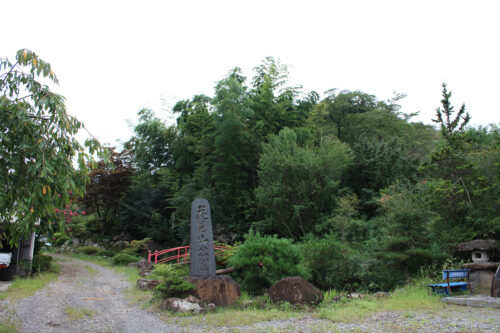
148,244,228,264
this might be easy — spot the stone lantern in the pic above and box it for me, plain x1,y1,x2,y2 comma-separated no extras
456,239,499,294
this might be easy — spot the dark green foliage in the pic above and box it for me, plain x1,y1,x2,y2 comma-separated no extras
376,182,444,279
432,83,470,140
228,230,306,294
96,249,115,257
346,136,417,217
301,234,359,290
31,254,53,274
152,264,195,298
111,253,139,266
76,246,100,255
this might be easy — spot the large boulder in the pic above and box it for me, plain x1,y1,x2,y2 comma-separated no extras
187,275,240,306
491,265,500,297
160,295,204,314
268,276,323,305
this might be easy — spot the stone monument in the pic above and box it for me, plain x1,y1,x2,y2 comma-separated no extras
187,198,240,306
189,198,216,277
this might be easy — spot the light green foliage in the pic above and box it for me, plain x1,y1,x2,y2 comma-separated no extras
151,264,194,298
0,318,20,333
255,128,352,238
316,282,441,323
121,238,152,256
228,230,306,294
0,49,106,247
111,253,139,266
64,306,96,321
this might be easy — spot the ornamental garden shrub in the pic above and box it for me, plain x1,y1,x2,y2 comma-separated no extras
55,235,70,246
228,230,307,294
76,246,100,255
97,249,115,257
151,264,195,298
112,253,139,266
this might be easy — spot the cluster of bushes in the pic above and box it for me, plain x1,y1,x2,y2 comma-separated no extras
71,238,151,266
151,264,195,298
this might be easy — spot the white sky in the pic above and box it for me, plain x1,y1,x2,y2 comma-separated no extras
2,0,499,146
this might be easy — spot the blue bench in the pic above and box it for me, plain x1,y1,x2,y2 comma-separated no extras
428,269,472,295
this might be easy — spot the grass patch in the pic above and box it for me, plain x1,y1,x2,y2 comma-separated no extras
315,282,442,323
0,318,21,333
175,308,300,327
64,306,97,321
0,262,60,302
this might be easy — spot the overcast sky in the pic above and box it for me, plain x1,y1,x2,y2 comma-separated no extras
2,0,499,146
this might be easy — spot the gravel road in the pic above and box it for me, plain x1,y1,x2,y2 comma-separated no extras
1,256,499,332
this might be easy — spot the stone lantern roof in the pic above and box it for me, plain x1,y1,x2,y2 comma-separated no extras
456,239,497,252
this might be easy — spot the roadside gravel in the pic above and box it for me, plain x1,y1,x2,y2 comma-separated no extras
1,256,499,332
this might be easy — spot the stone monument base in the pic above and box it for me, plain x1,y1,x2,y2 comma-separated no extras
187,275,240,306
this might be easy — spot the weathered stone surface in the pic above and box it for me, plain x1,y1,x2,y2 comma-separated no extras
456,239,497,252
268,276,323,305
442,295,500,309
110,240,129,252
137,259,154,277
160,296,204,314
491,265,500,297
463,262,500,270
187,275,240,306
190,198,216,277
136,279,159,291
470,270,494,294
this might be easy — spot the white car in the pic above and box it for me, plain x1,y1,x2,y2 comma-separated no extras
0,252,12,268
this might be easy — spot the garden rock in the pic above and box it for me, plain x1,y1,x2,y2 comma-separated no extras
268,276,323,305
138,259,154,277
160,296,204,314
187,275,240,306
110,240,129,252
136,279,159,291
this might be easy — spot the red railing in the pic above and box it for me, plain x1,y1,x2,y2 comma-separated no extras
148,243,228,264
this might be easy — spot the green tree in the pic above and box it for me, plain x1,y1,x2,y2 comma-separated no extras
0,50,104,246
376,182,442,281
255,128,352,238
432,82,470,140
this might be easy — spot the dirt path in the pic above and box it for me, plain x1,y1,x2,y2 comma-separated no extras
0,256,185,333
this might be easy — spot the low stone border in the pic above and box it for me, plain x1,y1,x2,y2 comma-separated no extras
442,295,500,309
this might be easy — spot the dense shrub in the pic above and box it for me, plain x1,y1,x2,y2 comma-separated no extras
55,235,69,246
112,253,139,266
301,233,360,290
228,230,307,294
121,238,152,256
76,246,100,255
31,254,53,274
97,249,115,257
152,264,195,298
